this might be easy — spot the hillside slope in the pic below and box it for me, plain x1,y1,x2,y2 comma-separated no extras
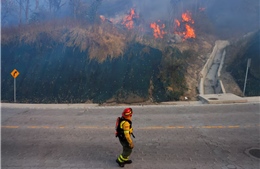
2,21,201,103
223,30,260,96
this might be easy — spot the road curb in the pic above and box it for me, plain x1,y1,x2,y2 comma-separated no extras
198,93,260,104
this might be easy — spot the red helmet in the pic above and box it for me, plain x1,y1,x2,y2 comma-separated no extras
122,108,133,118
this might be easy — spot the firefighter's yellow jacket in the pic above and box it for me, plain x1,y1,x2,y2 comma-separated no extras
120,119,134,148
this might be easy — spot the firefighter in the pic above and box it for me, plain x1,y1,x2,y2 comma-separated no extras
116,108,134,167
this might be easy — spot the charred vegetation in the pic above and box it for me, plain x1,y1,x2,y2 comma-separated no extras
2,0,259,103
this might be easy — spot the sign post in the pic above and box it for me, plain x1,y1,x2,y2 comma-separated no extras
10,69,20,102
243,59,251,96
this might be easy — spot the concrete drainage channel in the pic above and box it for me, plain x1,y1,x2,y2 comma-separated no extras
245,147,260,160
208,98,218,100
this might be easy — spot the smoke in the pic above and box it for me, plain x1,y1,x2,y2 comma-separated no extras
132,0,171,22
2,0,259,38
98,0,259,38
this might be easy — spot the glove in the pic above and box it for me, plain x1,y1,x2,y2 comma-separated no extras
129,142,134,149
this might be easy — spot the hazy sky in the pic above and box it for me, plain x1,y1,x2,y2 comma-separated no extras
1,0,259,38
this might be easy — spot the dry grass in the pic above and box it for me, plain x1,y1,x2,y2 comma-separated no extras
2,19,127,62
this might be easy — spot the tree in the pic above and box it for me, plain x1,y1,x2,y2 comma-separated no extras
46,0,66,13
25,0,30,23
69,0,82,19
35,0,39,10
18,0,23,25
88,0,103,23
14,0,30,25
167,0,181,32
1,0,18,26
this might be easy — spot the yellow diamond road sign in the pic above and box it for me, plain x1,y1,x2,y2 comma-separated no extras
11,69,20,78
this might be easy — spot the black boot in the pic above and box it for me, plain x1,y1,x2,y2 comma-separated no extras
124,160,132,164
116,159,125,167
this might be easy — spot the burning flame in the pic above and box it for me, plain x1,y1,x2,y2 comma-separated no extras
175,19,180,27
184,24,195,39
182,11,194,24
150,21,167,39
100,8,196,41
122,8,138,30
174,11,196,40
100,15,106,22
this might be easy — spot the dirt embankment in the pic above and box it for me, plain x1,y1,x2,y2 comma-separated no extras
221,31,260,97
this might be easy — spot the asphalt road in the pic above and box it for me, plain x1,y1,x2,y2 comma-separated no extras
1,103,260,169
